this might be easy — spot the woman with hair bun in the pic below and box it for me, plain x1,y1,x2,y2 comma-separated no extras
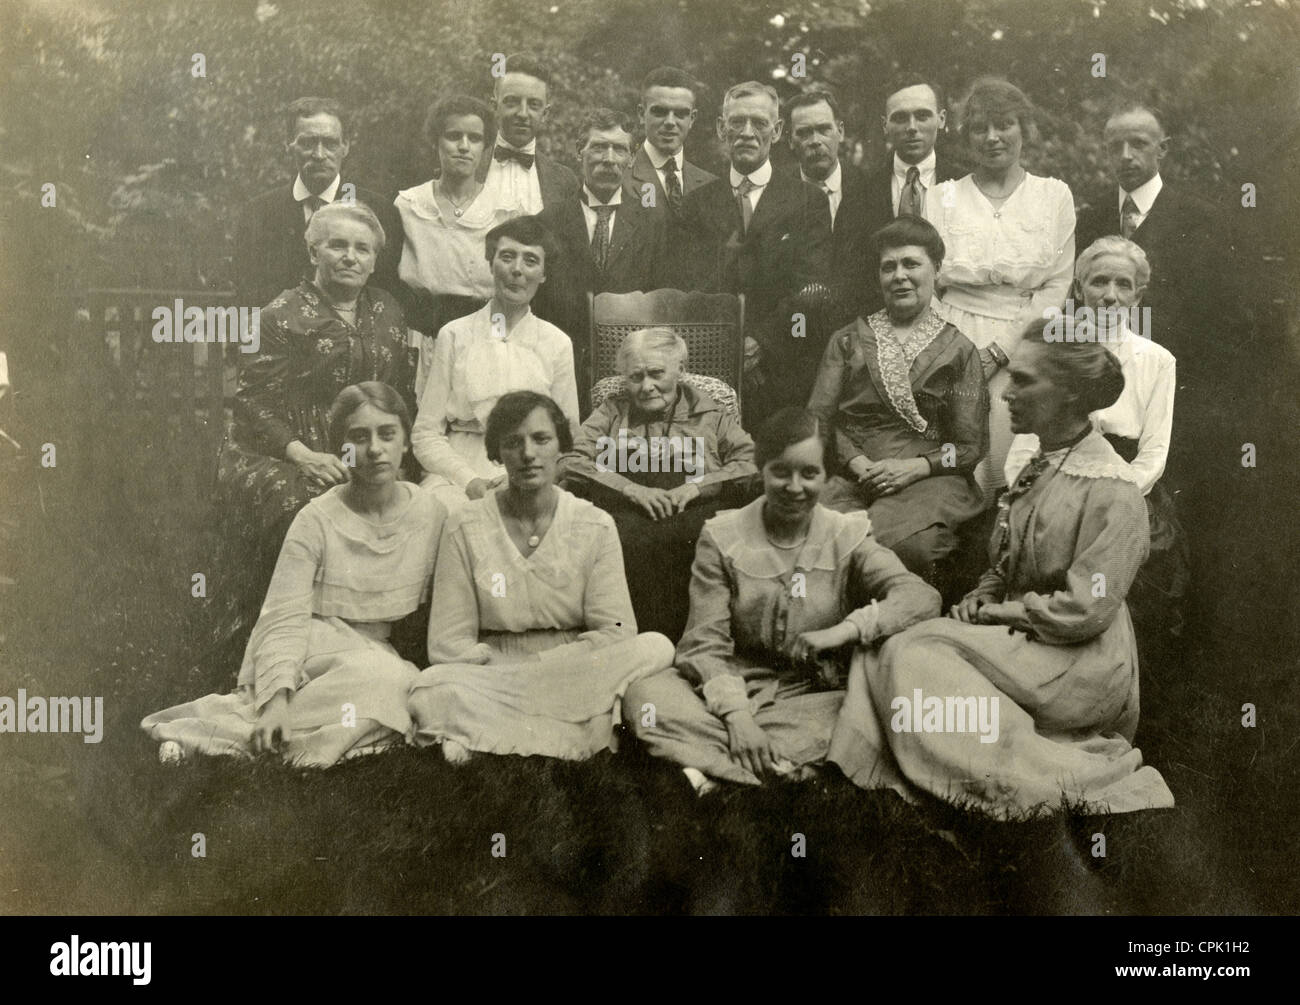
828,326,1175,816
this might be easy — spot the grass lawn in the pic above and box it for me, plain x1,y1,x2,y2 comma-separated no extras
2,371,1297,916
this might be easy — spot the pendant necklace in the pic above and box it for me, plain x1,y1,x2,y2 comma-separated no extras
440,180,478,218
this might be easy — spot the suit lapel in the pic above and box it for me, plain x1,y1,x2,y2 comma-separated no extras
606,200,640,269
626,149,665,208
747,171,796,235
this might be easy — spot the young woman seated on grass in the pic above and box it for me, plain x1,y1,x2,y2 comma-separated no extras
407,390,675,763
141,381,446,768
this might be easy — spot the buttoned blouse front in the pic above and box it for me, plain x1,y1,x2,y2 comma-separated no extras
395,181,513,301
929,173,1076,321
410,303,580,487
675,500,940,688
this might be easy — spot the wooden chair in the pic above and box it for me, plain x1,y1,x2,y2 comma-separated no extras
588,289,745,412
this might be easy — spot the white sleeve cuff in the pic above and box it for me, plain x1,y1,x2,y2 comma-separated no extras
702,674,752,718
844,602,880,645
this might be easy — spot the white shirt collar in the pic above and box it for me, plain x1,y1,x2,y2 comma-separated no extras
893,150,936,181
293,173,341,203
802,161,841,193
496,138,537,155
729,159,772,189
583,184,623,207
643,141,683,172
1121,173,1163,215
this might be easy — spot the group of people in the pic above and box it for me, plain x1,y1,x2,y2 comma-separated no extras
140,53,1229,817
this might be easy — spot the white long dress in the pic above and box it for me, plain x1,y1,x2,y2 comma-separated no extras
928,172,1076,500
141,483,445,767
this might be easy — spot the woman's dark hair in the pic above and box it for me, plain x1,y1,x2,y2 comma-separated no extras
754,407,825,469
484,391,573,463
484,214,559,272
424,94,497,169
327,381,412,453
958,77,1038,146
1019,319,1126,416
872,214,946,269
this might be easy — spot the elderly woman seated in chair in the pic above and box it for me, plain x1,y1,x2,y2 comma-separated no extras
562,326,757,640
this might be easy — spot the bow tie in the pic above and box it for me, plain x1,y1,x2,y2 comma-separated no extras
493,146,534,170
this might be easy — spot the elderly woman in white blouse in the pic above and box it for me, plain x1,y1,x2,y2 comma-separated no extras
1004,236,1186,634
411,215,579,509
928,77,1075,502
408,391,674,763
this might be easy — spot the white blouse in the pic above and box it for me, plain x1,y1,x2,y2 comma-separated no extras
929,172,1076,347
394,181,513,302
411,303,579,489
1004,323,1176,495
427,488,635,664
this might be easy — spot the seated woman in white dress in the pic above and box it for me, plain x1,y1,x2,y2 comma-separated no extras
1004,237,1185,636
408,391,674,763
411,215,579,510
394,95,517,400
624,408,941,794
142,382,446,768
927,77,1075,502
827,330,1175,817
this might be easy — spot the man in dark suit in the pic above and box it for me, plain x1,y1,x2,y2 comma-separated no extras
861,76,963,315
677,80,832,422
234,97,403,309
481,52,579,214
622,66,716,218
535,108,670,403
1075,104,1239,367
785,88,872,332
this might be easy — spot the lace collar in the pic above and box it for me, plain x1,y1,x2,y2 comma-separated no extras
866,305,947,435
1044,430,1141,485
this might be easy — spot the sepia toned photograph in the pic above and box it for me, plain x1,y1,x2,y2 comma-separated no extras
1,0,1296,932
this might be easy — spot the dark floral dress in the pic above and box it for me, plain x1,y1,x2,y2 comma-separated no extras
211,281,415,648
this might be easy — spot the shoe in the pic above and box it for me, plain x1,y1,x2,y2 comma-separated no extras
442,738,472,765
158,741,184,764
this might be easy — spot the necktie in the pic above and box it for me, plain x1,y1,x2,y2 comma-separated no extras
661,158,683,215
494,145,535,170
821,181,836,227
898,165,922,217
305,195,326,218
590,204,615,272
735,177,755,233
1121,194,1140,239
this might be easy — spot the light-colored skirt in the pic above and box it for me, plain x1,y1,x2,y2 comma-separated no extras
409,631,675,760
826,615,1175,817
140,617,419,768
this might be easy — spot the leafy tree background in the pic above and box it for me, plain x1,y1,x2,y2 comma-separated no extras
2,0,1295,297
